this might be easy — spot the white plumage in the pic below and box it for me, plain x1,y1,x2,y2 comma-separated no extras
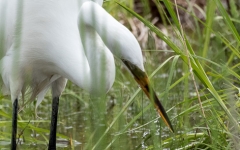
1,0,120,103
0,0,173,149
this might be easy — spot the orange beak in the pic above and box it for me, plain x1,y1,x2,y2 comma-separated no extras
122,59,174,132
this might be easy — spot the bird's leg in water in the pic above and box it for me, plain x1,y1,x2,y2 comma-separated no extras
48,97,59,150
11,98,18,150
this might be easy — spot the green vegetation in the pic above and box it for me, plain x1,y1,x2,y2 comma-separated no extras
0,0,239,149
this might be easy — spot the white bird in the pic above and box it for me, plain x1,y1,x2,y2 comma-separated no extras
0,0,173,149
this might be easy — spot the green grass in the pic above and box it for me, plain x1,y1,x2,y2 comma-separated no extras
0,0,240,149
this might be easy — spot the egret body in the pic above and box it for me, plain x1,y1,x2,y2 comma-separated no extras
0,0,173,149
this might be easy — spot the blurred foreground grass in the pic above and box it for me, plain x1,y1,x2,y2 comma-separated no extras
0,0,240,149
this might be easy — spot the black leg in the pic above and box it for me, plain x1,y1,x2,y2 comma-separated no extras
48,97,59,150
11,98,18,150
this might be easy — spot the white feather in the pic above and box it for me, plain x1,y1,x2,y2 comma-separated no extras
0,0,143,106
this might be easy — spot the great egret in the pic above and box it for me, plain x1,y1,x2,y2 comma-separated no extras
0,0,173,149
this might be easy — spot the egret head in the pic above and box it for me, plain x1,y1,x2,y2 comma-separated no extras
79,1,173,131
104,18,174,132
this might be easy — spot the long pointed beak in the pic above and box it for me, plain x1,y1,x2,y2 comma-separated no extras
122,59,174,132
